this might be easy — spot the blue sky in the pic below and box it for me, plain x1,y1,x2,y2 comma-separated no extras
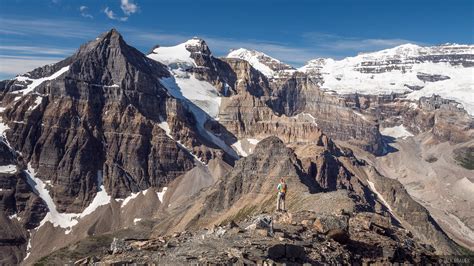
0,0,473,79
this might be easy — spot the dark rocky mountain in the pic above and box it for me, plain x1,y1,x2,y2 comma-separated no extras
0,30,472,264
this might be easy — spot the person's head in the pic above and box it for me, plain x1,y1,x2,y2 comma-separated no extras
280,178,285,183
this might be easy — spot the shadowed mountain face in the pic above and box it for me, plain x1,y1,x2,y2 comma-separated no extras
0,29,236,214
0,30,471,264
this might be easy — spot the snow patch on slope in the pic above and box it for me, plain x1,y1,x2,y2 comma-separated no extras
25,164,111,233
380,125,414,139
227,48,276,77
160,71,222,118
157,119,207,165
25,164,80,234
28,96,43,111
0,164,17,174
148,39,203,70
157,187,168,203
300,44,474,115
367,180,395,215
158,76,238,159
14,65,70,95
79,170,111,218
232,140,248,157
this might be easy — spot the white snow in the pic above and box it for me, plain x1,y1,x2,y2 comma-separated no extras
148,41,243,161
148,39,203,70
163,72,221,119
79,170,111,218
159,76,238,160
14,65,70,95
157,187,167,203
25,163,80,233
23,235,32,261
0,164,17,174
0,119,10,136
299,44,474,115
121,191,142,207
380,125,414,139
247,138,260,145
159,72,222,119
231,140,248,157
104,84,120,88
295,112,318,126
157,119,207,165
133,218,142,224
231,138,260,157
25,164,111,233
28,96,43,111
227,48,276,77
367,180,394,212
157,120,172,136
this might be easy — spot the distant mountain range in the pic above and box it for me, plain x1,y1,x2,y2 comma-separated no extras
0,29,472,264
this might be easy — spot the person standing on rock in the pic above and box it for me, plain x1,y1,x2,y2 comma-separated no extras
276,178,287,211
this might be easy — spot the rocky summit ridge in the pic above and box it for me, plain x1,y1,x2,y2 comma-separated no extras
0,29,473,264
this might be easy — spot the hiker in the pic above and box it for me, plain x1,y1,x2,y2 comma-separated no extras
276,178,287,211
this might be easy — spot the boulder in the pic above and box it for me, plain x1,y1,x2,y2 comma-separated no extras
245,214,273,235
313,214,349,234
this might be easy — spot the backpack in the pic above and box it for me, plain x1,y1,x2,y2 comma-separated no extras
279,182,287,193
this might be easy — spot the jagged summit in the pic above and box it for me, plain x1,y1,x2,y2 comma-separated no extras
298,43,474,114
227,48,295,77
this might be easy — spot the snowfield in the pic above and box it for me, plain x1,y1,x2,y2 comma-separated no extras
148,40,238,160
227,48,295,78
0,164,17,174
25,164,111,234
15,65,70,95
227,48,278,77
380,125,414,139
299,44,474,115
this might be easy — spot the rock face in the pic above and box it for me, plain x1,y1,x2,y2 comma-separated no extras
150,135,458,255
0,29,232,214
341,93,473,144
0,30,470,264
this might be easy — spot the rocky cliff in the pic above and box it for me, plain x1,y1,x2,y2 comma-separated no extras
0,30,471,264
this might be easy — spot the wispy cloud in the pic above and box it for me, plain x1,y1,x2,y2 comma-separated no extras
0,17,100,38
105,0,139,22
104,7,128,21
80,6,93,19
0,55,63,79
121,0,139,16
0,16,421,77
129,31,320,66
0,45,74,56
302,32,422,54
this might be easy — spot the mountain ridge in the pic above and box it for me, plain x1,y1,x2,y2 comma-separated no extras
0,29,472,264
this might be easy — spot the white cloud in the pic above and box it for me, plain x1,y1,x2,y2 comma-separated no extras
104,7,128,22
104,1,139,21
0,17,99,38
121,0,139,15
80,6,93,19
301,32,422,54
0,55,62,79
0,45,74,56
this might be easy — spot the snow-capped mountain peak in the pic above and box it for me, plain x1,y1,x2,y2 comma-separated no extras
226,48,294,77
299,43,474,115
148,37,211,70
